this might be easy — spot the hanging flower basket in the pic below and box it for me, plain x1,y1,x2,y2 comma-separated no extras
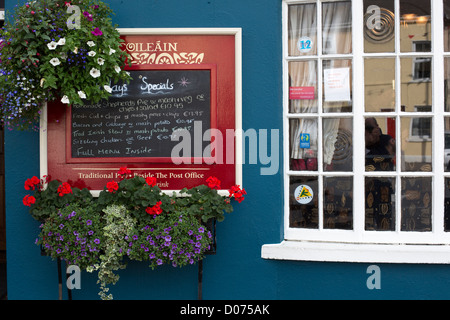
0,0,132,130
24,168,246,300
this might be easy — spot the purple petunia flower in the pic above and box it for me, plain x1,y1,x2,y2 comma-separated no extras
91,27,103,36
94,239,100,244
86,220,92,225
156,259,163,265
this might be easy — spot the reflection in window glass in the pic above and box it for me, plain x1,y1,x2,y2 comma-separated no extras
289,61,318,114
323,118,353,172
324,177,353,230
445,1,450,51
323,59,353,113
401,58,432,112
288,3,317,56
400,0,431,53
401,177,432,231
445,118,450,171
364,58,396,112
289,176,318,229
365,177,395,231
445,58,450,111
363,0,395,53
365,117,396,172
322,1,352,55
401,117,432,172
290,119,318,172
445,178,450,231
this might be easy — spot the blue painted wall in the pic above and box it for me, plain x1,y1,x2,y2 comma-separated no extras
5,0,450,300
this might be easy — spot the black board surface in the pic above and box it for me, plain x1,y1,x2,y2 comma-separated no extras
71,69,212,159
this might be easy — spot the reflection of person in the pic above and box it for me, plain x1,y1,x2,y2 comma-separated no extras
365,117,395,171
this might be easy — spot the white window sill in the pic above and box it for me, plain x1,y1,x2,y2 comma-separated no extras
261,241,450,264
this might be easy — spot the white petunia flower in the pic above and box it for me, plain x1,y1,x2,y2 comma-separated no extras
109,47,116,55
47,41,58,50
97,58,105,65
90,68,101,78
78,91,87,99
60,52,67,60
87,41,96,47
103,85,112,93
88,51,96,57
61,95,70,104
114,66,121,73
49,58,61,66
57,38,66,46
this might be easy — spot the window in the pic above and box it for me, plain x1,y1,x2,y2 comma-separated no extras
262,0,450,264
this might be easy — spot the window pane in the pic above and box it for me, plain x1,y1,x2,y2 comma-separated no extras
324,176,353,230
363,0,396,53
445,58,450,111
401,177,432,231
290,176,318,229
445,178,450,231
323,59,353,113
322,1,352,55
289,61,318,114
401,117,432,172
445,118,450,171
288,3,317,56
290,119,318,171
365,177,396,231
365,117,396,172
365,58,396,112
323,118,353,172
445,0,450,51
400,0,431,53
401,57,432,112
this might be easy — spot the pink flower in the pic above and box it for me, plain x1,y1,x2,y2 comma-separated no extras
91,27,103,36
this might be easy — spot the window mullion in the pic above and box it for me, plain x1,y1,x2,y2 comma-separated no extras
352,0,365,239
432,0,445,235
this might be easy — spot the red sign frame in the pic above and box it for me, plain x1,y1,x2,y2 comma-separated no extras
43,29,241,193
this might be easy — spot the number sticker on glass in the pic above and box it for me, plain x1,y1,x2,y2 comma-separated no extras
298,36,313,54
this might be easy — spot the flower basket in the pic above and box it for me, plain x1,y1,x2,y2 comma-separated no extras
25,168,246,300
0,0,132,130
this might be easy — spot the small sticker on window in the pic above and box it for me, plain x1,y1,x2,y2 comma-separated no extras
294,185,314,204
300,133,311,149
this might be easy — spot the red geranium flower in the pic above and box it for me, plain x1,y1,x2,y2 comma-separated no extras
206,176,221,189
118,166,132,176
145,176,157,187
22,195,36,207
106,181,119,193
24,176,40,191
228,185,247,203
146,201,162,215
57,182,72,197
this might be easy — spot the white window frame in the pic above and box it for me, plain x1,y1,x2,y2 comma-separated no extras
262,0,450,264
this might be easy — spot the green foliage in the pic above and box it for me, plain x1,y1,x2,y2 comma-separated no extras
26,170,246,299
28,179,93,221
37,201,104,270
0,0,131,130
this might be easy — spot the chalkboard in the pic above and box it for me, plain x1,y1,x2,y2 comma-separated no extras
70,69,213,161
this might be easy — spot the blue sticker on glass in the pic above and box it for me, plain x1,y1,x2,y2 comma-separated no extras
300,133,310,149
